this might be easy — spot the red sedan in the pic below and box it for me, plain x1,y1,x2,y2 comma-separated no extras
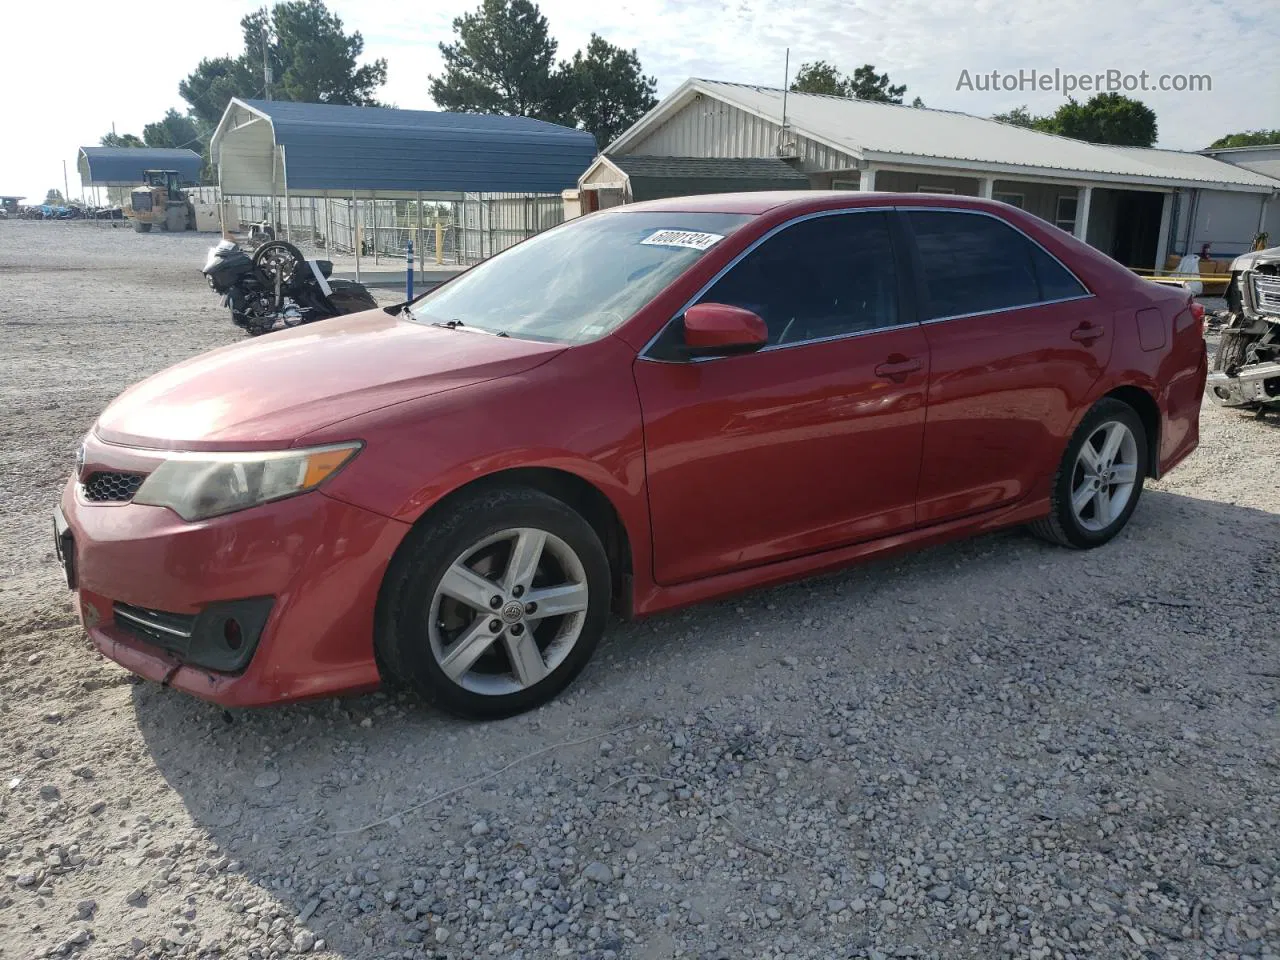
56,192,1208,718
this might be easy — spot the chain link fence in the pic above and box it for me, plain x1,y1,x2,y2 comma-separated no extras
215,193,564,266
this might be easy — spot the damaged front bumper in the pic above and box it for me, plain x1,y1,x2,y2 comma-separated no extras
1206,360,1280,407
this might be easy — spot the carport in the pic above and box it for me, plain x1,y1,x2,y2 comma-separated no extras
210,98,597,272
77,147,203,207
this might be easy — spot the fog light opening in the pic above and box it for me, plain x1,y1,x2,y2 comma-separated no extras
1213,386,1231,400
223,617,243,651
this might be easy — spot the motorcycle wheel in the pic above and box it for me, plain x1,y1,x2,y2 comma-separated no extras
252,240,305,290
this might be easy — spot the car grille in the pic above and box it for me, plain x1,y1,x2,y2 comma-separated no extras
113,603,195,656
1252,274,1280,316
81,471,145,503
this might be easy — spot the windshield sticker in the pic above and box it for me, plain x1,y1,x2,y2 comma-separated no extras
640,230,725,251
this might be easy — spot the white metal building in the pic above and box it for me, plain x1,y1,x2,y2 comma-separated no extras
580,79,1280,270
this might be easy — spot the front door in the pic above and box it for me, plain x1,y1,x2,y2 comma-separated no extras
634,210,930,586
901,209,1113,524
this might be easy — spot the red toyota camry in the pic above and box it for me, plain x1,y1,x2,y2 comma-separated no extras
56,192,1208,718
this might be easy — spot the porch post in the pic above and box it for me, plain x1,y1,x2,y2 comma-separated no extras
1154,192,1174,272
979,177,995,199
1073,185,1093,242
352,191,361,284
859,167,877,192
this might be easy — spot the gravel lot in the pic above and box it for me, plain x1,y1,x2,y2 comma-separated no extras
1,221,1277,960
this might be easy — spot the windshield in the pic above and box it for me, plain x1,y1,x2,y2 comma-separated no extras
407,210,753,343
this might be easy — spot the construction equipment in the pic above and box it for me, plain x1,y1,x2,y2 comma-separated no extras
126,170,195,234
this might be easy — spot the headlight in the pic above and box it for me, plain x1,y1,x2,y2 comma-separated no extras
132,443,361,521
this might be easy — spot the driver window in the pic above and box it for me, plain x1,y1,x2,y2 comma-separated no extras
697,211,901,346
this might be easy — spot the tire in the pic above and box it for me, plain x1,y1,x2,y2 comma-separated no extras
1213,328,1253,374
134,222,151,233
252,240,305,288
1029,398,1148,549
376,486,611,719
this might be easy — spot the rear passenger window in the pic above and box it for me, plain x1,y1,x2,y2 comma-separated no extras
697,211,901,346
905,210,1085,320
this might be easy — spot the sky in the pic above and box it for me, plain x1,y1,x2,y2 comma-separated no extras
2,0,1277,202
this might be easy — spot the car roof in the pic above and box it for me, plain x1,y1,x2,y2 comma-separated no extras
618,190,1010,216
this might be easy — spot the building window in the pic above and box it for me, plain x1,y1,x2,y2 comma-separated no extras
993,192,1025,209
831,178,860,190
1055,195,1078,233
916,185,956,195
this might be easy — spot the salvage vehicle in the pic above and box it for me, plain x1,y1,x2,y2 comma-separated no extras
1207,245,1280,411
55,192,1208,718
203,239,377,335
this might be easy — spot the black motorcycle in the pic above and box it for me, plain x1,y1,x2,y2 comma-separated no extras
202,239,378,336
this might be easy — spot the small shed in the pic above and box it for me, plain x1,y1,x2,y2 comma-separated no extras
77,148,204,187
579,155,808,210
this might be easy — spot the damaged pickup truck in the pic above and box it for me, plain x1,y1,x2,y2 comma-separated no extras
1209,245,1280,411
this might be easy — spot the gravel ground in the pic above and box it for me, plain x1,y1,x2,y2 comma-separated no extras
1,221,1277,960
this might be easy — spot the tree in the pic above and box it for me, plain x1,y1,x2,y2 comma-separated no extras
143,109,205,150
100,131,145,148
562,34,657,148
429,0,564,121
992,105,1040,128
790,60,846,97
846,64,906,104
790,61,909,103
45,189,64,204
1048,93,1157,147
179,1,386,128
1208,129,1280,149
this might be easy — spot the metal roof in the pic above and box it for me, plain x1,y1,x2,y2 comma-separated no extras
611,79,1280,194
211,98,597,198
77,148,204,186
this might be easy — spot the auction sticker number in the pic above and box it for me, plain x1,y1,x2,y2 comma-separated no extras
640,230,725,251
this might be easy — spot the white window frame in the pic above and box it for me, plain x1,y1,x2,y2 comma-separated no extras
993,191,1025,209
1054,195,1078,234
831,178,860,191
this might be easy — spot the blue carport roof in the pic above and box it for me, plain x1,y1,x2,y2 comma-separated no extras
77,148,203,186
234,99,597,194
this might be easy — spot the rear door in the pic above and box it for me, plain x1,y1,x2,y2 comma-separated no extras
634,210,930,586
902,209,1112,524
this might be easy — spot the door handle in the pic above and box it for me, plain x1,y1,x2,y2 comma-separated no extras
1070,323,1105,343
874,356,923,382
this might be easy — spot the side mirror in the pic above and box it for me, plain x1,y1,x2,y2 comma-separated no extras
682,303,768,358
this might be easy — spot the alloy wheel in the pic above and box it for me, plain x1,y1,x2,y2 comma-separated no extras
1070,420,1139,532
427,527,590,696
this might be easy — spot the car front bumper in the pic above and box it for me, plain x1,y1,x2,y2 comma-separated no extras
1206,361,1280,407
57,476,410,707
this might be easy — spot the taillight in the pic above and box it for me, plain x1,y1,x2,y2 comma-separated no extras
1188,299,1205,334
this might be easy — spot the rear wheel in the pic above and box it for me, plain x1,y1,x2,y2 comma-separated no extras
1029,398,1148,548
377,486,611,719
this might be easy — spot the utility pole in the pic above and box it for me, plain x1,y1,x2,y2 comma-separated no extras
262,24,272,101
62,160,70,206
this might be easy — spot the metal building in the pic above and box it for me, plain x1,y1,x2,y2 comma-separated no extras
583,78,1280,271
77,148,203,187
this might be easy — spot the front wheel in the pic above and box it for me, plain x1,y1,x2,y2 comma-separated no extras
1029,398,1148,548
376,487,611,719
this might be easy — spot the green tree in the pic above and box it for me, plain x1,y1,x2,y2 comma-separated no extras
100,131,145,147
562,34,657,147
992,104,1040,128
179,1,386,128
429,0,564,120
790,61,909,103
143,109,205,150
45,189,64,204
846,64,906,104
790,60,846,97
1047,93,1157,147
1207,129,1280,149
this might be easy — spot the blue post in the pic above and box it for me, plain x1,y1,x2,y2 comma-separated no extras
406,237,414,301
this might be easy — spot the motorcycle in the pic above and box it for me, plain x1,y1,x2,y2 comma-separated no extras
202,239,378,336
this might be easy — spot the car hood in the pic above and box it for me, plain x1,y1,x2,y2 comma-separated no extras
95,309,565,450
1229,245,1280,272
